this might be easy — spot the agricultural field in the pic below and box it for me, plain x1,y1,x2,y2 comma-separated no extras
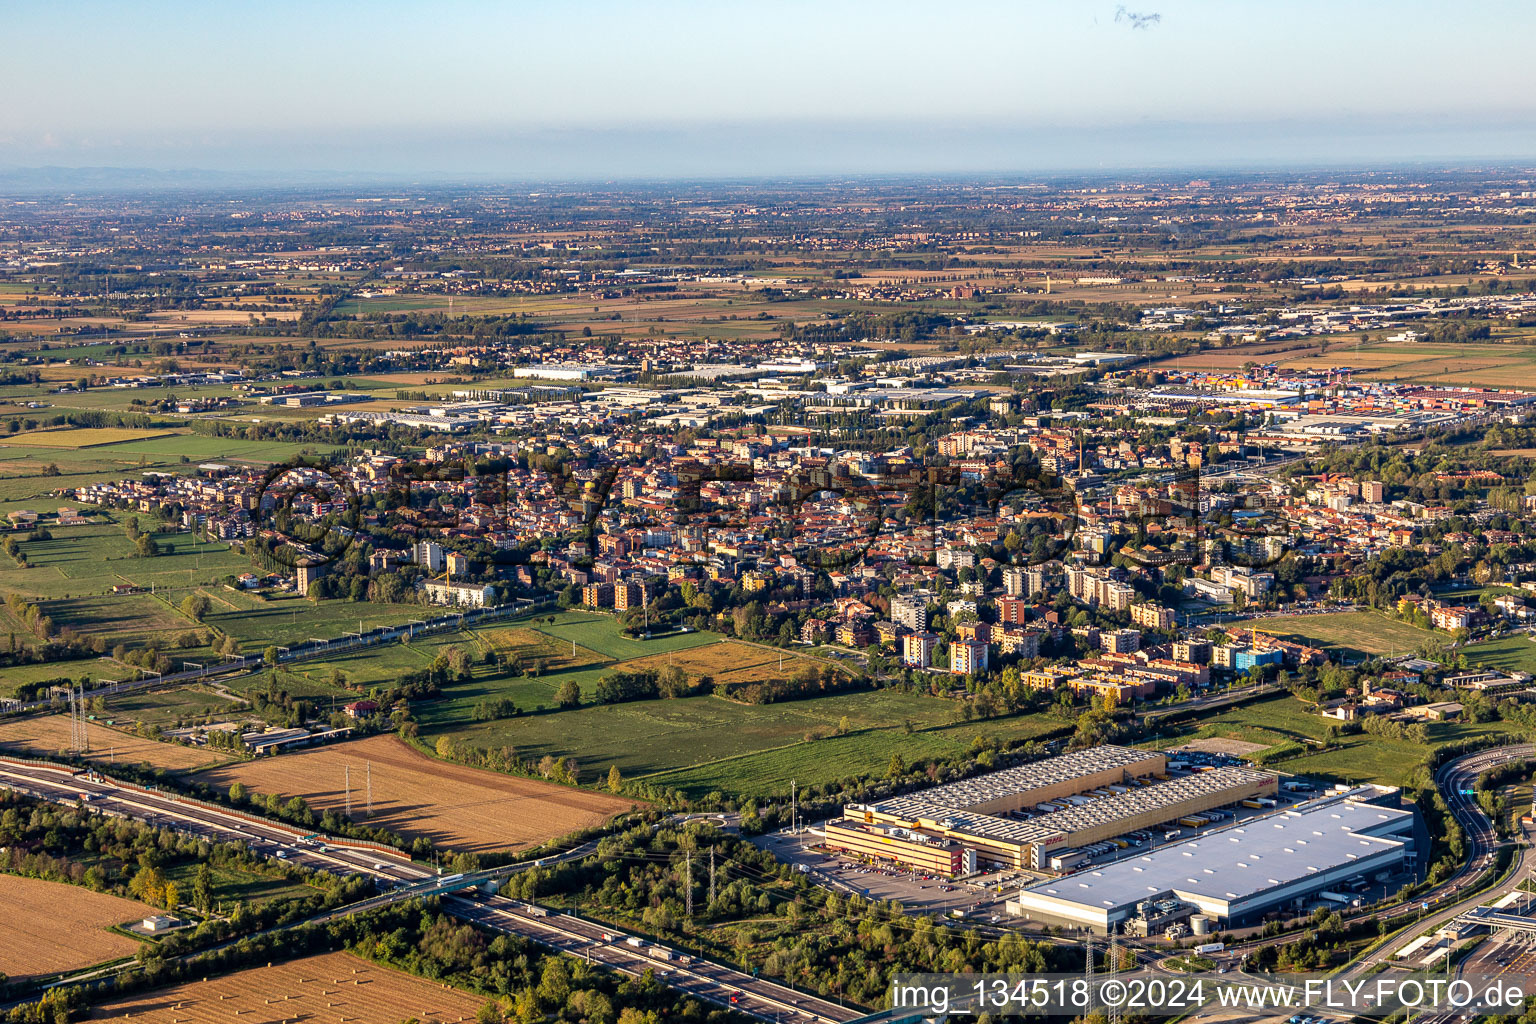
425,688,1065,799
1149,335,1536,389
202,592,428,650
195,734,638,852
0,714,229,771
478,624,607,672
85,951,485,1024
616,639,836,688
1237,611,1439,659
0,426,181,448
528,611,721,661
1280,339,1536,388
1155,691,1525,786
0,520,250,604
1463,633,1536,677
0,875,150,980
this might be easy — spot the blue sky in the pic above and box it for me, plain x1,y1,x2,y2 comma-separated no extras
5,0,1534,177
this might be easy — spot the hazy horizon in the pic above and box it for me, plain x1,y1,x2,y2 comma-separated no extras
6,0,1536,180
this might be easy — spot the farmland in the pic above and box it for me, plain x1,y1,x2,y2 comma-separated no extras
85,952,485,1024
1236,611,1440,659
425,688,1066,799
1153,691,1525,786
527,612,721,661
478,624,607,672
0,714,230,771
1464,633,1536,677
0,520,252,604
0,427,181,448
1149,335,1536,389
195,734,639,852
0,875,150,980
616,639,835,688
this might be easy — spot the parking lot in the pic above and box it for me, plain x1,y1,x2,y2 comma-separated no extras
753,827,1014,923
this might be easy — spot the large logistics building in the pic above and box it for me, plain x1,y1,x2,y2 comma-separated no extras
822,819,973,876
1008,790,1415,932
835,745,1278,872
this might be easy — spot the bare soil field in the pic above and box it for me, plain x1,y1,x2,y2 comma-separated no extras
87,951,485,1023
1171,737,1270,756
0,714,226,771
196,734,638,852
0,427,181,449
0,875,150,979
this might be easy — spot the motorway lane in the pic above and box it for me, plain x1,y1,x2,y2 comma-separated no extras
0,759,427,880
0,758,853,1023
1348,744,1533,968
449,894,856,1024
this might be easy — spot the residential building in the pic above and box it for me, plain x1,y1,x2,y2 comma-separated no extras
951,638,989,676
891,593,928,631
903,631,939,669
414,540,445,572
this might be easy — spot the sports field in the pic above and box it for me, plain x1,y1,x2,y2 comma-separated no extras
85,952,484,1024
0,875,151,979
195,734,638,852
1236,611,1439,659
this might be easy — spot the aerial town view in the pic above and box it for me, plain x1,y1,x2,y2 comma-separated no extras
3,3,1536,1024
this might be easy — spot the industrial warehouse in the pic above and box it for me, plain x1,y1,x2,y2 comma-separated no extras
828,745,1279,873
1007,786,1417,934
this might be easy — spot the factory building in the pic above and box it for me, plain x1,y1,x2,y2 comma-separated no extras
841,745,1277,872
1007,789,1415,933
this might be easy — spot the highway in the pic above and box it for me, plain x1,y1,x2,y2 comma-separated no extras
1348,743,1531,964
0,756,855,1023
448,894,854,1023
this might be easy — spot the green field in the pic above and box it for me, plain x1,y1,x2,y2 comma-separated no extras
0,660,110,698
0,522,254,602
527,611,720,660
99,686,243,728
1238,611,1440,659
203,593,427,651
421,687,1066,798
272,631,483,691
1464,634,1536,677
1157,692,1525,786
